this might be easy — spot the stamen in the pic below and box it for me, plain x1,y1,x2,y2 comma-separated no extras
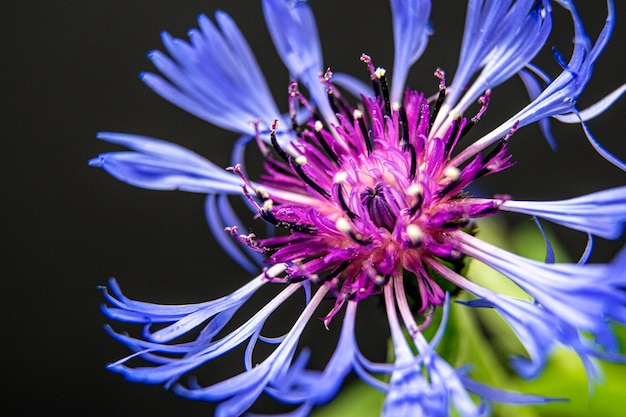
374,275,388,286
335,217,370,245
251,120,270,157
334,181,356,219
407,184,424,215
429,69,447,130
406,224,422,245
408,183,423,196
459,89,491,139
288,81,322,124
398,105,409,146
376,67,392,116
313,120,339,164
333,171,348,184
270,120,289,162
259,205,317,234
354,109,373,154
406,142,417,180
444,118,462,156
262,199,274,212
335,217,352,234
256,185,270,201
361,54,382,101
444,166,461,181
289,155,331,199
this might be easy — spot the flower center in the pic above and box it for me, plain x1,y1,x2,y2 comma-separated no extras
232,61,514,320
360,183,398,232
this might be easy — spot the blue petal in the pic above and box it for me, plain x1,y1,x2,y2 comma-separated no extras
91,133,243,193
330,72,372,99
262,0,337,126
518,69,557,149
449,0,552,113
389,0,432,104
457,233,626,337
507,0,616,141
205,194,264,275
441,0,550,114
143,12,283,134
451,1,620,167
500,186,626,239
172,287,329,411
461,376,566,404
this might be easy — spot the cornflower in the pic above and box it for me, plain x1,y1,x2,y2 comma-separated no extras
92,1,626,416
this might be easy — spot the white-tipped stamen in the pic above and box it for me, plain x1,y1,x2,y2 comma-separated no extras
406,224,422,244
408,183,423,196
334,171,348,184
256,185,269,200
444,166,461,181
262,199,274,212
335,217,352,234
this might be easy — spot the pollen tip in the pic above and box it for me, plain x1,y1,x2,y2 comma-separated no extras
314,120,324,132
375,67,387,79
444,166,461,181
333,171,348,184
392,102,401,111
449,109,462,120
353,109,363,119
374,275,386,285
406,224,422,243
295,155,307,165
262,199,274,211
335,217,352,233
256,185,269,200
407,183,423,196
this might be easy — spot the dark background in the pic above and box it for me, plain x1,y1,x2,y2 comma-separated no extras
4,1,625,416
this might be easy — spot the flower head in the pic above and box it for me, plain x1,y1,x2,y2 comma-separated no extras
93,0,626,416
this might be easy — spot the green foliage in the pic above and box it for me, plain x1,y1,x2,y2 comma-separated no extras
313,219,626,417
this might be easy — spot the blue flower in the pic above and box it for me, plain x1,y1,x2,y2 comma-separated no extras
93,1,626,416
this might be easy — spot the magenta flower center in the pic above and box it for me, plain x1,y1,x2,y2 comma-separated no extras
236,68,513,319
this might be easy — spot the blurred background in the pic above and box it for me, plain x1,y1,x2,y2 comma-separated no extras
3,1,625,415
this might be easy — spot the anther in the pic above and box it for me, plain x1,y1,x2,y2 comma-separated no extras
444,166,461,181
256,185,270,201
408,183,423,196
374,275,387,286
335,218,369,245
270,120,289,162
406,224,422,245
335,217,352,234
361,54,383,102
262,199,274,212
334,171,348,184
429,69,447,131
459,89,490,139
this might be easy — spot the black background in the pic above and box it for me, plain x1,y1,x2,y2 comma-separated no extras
4,1,625,416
